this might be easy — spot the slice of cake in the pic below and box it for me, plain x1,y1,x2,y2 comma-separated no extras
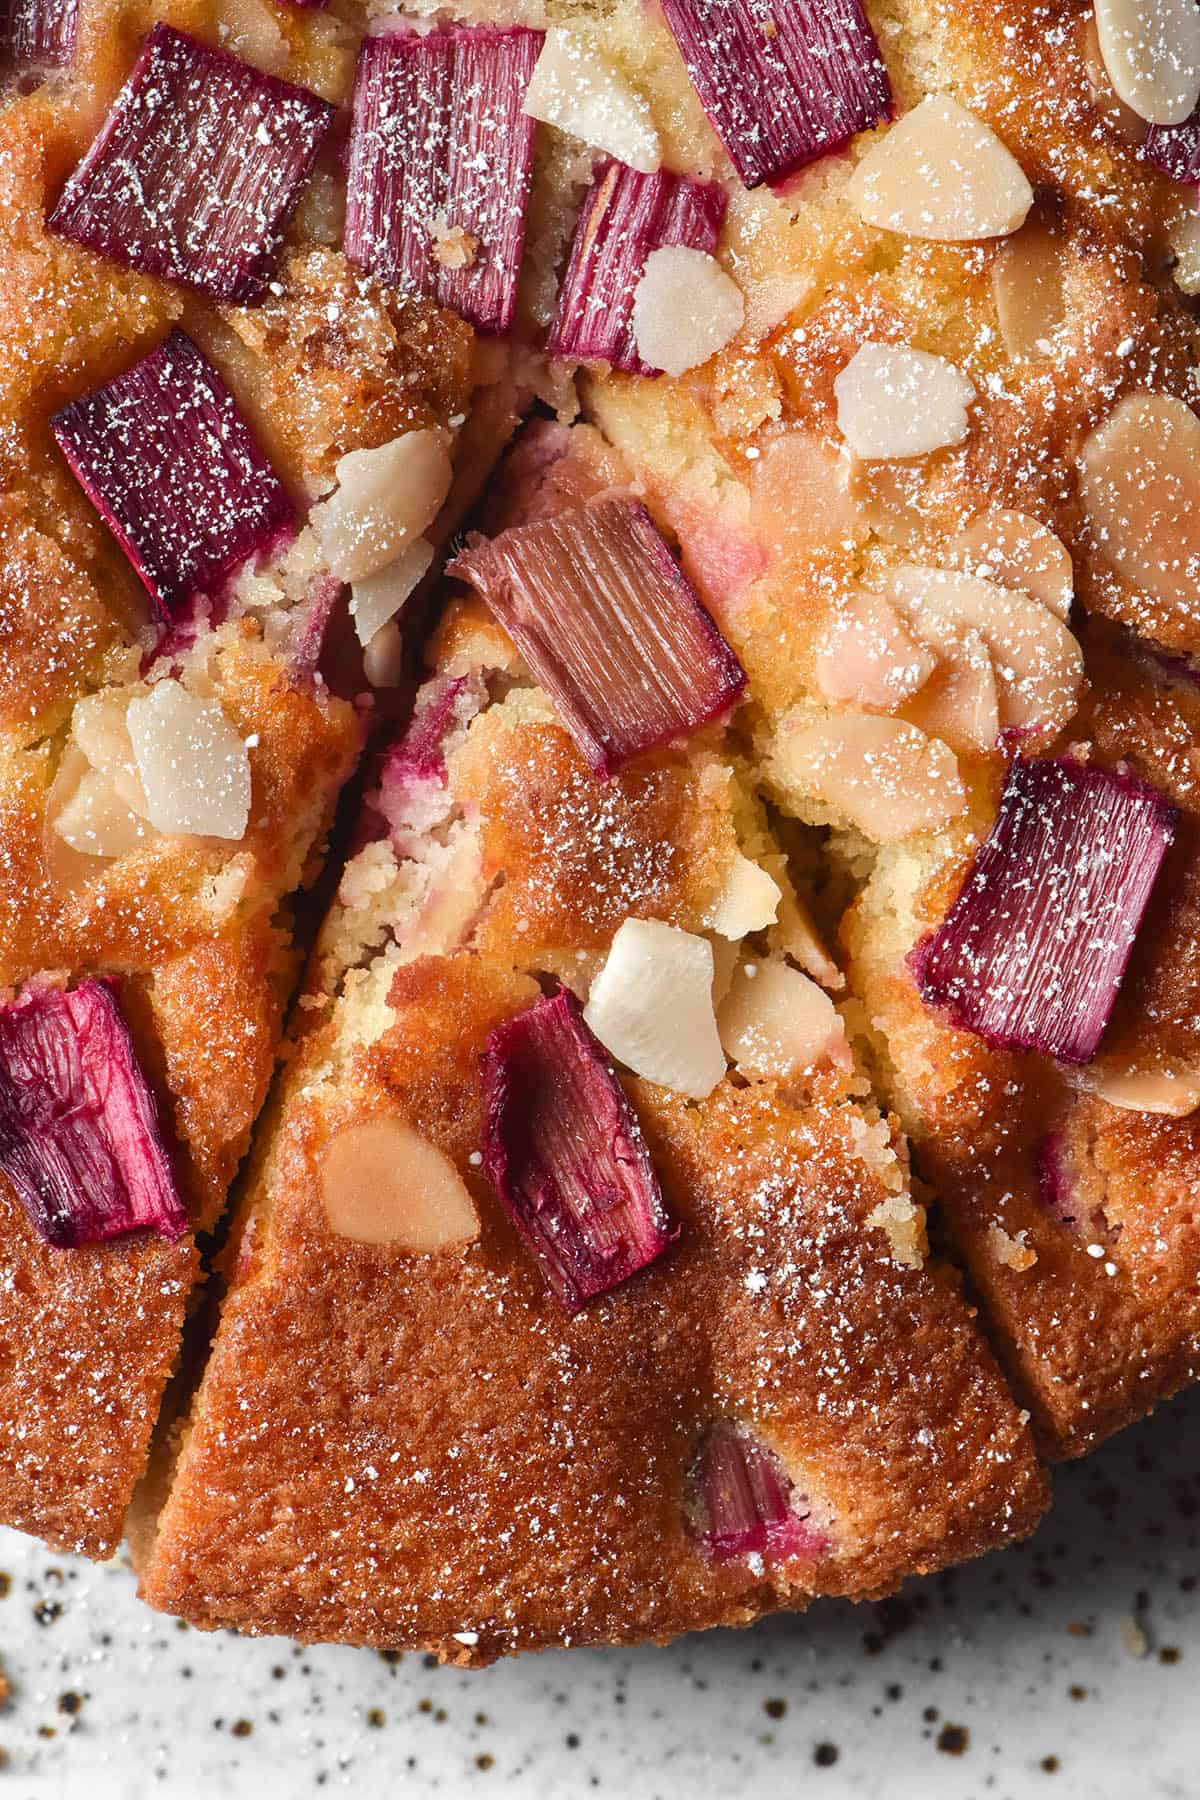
138,434,1046,1657
0,1,528,1554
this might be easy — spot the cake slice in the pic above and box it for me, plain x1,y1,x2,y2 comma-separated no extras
138,436,1046,1657
0,1,531,1554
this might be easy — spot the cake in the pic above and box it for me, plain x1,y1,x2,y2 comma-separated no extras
4,0,1200,1655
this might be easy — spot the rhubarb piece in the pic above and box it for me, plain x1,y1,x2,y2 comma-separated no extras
0,0,77,63
0,981,187,1249
49,24,333,302
688,1421,826,1562
344,26,543,333
481,988,675,1309
376,672,487,842
659,0,890,188
450,499,746,777
1146,111,1200,181
547,159,726,372
912,757,1177,1065
51,330,293,623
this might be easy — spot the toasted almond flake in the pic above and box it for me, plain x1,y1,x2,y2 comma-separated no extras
709,934,741,1004
126,681,252,840
865,1193,927,1268
950,510,1074,619
632,247,744,378
350,537,435,646
904,626,1000,756
363,620,406,689
584,918,725,1099
704,852,782,938
51,767,156,859
1080,391,1200,610
1095,0,1200,124
814,588,937,712
847,95,1033,240
1121,1616,1150,1657
1095,1067,1200,1115
834,343,975,459
986,1221,1038,1271
1081,14,1152,141
991,220,1067,360
523,27,661,171
773,713,966,840
1170,209,1200,292
717,959,850,1077
320,1116,480,1250
890,565,1082,738
313,430,452,583
70,689,152,816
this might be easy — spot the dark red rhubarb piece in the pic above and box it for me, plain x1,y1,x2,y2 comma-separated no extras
449,498,746,777
344,25,543,333
1146,113,1200,183
688,1421,827,1562
911,757,1177,1066
377,672,486,842
0,0,77,64
0,980,187,1249
49,23,334,303
659,0,891,189
51,329,294,623
481,988,675,1309
547,158,727,372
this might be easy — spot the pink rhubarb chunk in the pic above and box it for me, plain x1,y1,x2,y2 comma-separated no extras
481,988,676,1309
659,0,891,189
547,158,727,372
449,498,746,777
911,756,1177,1066
49,22,334,303
0,980,187,1249
344,25,543,333
689,1421,828,1561
1146,112,1200,183
0,0,77,64
51,329,294,623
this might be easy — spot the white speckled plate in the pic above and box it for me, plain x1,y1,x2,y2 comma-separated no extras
1,1384,1196,1799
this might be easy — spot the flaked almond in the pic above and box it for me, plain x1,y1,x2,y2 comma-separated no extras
772,713,966,840
717,959,850,1078
904,626,1000,756
314,430,452,583
126,680,252,840
847,95,1033,241
350,537,434,646
1080,13,1151,142
363,619,406,689
751,430,866,560
71,688,152,816
1080,391,1200,611
710,934,740,1004
1095,1067,1200,1115
1094,0,1200,124
632,246,744,378
1170,209,1200,292
991,220,1067,360
890,565,1081,738
51,765,156,859
834,343,975,460
814,588,937,712
320,1115,480,1250
774,887,844,991
704,851,782,939
523,27,661,171
951,510,1073,619
584,918,726,1099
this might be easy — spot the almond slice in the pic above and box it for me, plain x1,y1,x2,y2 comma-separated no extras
991,220,1067,360
313,430,452,583
847,95,1033,241
1094,0,1200,124
1170,210,1200,292
772,713,967,841
814,588,937,712
904,625,1000,757
1080,391,1200,611
951,510,1074,619
70,688,152,816
1095,1068,1200,1116
834,344,975,460
584,918,726,1099
1080,14,1151,142
51,766,156,859
523,27,661,171
717,959,851,1078
320,1116,480,1249
350,537,434,646
704,852,782,939
890,565,1082,737
750,429,866,560
126,681,252,840
632,247,744,378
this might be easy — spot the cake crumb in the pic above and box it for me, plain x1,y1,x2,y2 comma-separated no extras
1120,1616,1149,1658
987,1222,1038,1271
431,216,480,270
866,1193,927,1268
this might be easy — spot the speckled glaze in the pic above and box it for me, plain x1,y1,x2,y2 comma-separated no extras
0,1386,1196,1798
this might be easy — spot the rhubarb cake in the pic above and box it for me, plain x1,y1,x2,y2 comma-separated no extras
138,430,1046,1655
0,0,524,1554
